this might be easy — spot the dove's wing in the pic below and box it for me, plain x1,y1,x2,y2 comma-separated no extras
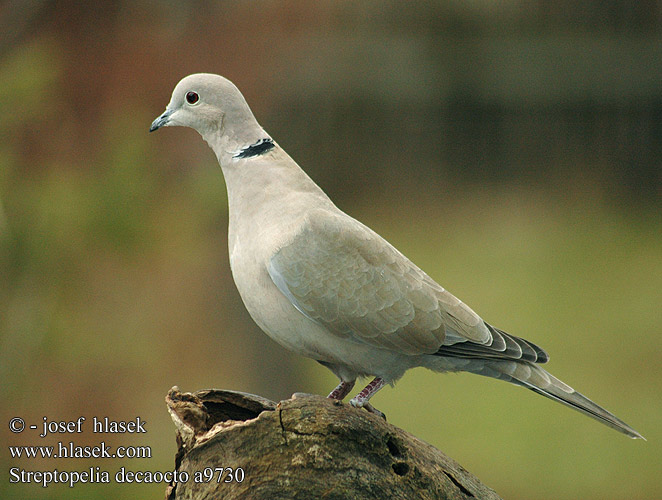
268,210,499,355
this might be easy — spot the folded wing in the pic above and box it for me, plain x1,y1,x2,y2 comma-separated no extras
269,211,546,360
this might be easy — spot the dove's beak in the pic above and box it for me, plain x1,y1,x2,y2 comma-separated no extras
150,109,173,132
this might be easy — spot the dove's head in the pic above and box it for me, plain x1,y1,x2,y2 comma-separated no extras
150,73,261,144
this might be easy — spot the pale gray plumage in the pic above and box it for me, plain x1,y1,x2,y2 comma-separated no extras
150,73,643,439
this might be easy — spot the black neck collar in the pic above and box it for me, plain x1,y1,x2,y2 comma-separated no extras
233,138,275,159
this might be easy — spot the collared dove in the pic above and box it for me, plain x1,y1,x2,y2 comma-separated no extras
150,73,643,439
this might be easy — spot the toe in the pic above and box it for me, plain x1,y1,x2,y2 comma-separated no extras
364,403,387,420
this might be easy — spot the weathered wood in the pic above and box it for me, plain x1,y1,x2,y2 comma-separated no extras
165,387,502,500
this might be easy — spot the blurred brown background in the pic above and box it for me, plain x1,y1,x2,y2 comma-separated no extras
1,1,661,499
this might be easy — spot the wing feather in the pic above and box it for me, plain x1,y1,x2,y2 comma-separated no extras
268,211,492,354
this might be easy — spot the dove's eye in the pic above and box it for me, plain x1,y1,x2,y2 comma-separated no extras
186,91,199,105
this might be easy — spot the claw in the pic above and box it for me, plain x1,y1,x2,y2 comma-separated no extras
364,402,386,420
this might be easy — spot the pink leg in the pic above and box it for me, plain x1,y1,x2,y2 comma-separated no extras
327,380,355,400
349,377,387,418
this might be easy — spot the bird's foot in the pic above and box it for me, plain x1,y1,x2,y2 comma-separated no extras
348,398,386,420
348,377,387,419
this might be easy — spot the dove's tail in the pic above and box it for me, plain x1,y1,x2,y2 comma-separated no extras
451,359,645,439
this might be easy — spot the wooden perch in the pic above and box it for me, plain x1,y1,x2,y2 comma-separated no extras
165,387,502,500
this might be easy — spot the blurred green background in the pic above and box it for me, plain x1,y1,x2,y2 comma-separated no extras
1,2,661,499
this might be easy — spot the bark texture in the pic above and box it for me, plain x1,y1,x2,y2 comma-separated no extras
165,387,502,500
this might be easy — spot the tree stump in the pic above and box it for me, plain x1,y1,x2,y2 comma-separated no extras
165,387,502,500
